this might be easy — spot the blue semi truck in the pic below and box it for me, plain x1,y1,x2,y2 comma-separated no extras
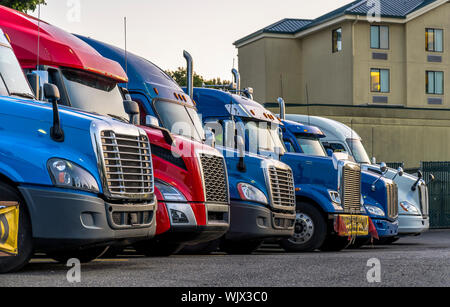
0,29,156,273
191,71,399,251
76,36,296,254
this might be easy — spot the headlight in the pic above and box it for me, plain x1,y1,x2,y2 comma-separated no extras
400,201,420,215
237,183,268,204
155,180,186,201
47,158,99,193
365,205,385,217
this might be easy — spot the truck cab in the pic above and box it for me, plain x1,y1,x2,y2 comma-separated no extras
281,118,399,246
0,6,230,256
74,37,295,254
285,114,429,239
0,27,156,273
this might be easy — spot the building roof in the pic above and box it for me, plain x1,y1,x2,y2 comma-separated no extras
234,0,439,46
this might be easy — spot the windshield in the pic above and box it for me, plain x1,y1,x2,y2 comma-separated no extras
347,139,371,164
295,135,327,157
0,45,34,98
154,100,205,142
241,119,285,156
61,68,129,120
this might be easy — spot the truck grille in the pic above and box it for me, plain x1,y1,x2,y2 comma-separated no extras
341,163,361,213
100,131,154,199
200,154,229,203
386,182,399,219
268,167,295,211
418,183,429,217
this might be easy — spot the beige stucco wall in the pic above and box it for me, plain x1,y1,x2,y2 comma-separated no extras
266,105,450,169
405,3,450,108
301,21,354,105
238,39,267,102
353,22,407,106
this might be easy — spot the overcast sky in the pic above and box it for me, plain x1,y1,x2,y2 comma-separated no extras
29,0,354,80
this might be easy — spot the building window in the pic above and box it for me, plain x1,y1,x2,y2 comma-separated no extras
426,71,444,95
332,28,342,53
371,25,389,49
426,28,443,52
371,69,390,93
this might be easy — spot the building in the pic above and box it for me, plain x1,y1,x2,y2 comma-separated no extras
234,0,450,169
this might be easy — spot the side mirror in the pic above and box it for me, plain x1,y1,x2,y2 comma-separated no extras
205,128,216,148
397,167,404,177
326,149,334,157
417,170,423,179
27,73,40,99
43,83,64,142
379,162,388,174
427,174,435,184
43,83,60,101
145,115,160,127
123,100,140,125
236,135,246,172
412,170,424,191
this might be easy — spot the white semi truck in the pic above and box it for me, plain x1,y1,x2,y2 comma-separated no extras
285,114,430,242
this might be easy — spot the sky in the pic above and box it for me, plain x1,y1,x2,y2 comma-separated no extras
29,0,354,80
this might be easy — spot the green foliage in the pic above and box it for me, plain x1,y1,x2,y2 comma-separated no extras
166,67,230,88
0,0,47,13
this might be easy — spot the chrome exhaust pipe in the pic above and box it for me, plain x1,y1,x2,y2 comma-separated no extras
231,68,240,92
183,50,194,98
278,97,286,120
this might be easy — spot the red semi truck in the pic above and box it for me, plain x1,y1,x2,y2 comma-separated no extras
0,6,230,256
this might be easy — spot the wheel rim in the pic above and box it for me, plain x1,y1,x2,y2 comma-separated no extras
288,212,315,244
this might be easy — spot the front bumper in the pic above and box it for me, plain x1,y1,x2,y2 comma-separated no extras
371,217,399,238
19,185,157,251
155,201,229,245
399,214,429,235
225,201,295,241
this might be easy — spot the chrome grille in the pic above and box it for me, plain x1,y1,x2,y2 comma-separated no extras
341,163,361,213
200,154,229,203
100,131,154,198
268,167,295,211
386,182,399,219
418,183,429,217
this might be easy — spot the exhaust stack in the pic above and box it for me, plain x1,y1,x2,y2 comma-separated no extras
278,97,286,120
183,50,194,99
232,68,240,92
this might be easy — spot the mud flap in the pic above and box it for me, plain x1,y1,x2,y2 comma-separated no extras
0,202,19,256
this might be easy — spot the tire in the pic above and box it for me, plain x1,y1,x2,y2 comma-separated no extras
279,202,327,252
47,246,109,264
220,239,262,255
180,239,221,255
133,240,183,257
319,235,350,252
0,182,33,274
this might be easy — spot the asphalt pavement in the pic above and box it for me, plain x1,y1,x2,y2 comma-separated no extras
1,230,449,287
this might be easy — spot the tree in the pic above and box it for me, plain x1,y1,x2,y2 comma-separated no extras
1,0,47,13
166,67,230,88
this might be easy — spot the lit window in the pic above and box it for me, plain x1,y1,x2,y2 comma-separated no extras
332,28,342,53
371,69,390,93
426,28,443,52
426,71,444,95
371,25,389,49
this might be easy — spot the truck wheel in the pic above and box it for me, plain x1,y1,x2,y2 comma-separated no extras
133,240,183,257
220,239,262,255
0,182,33,274
319,236,350,252
47,246,109,264
279,202,326,252
180,239,221,255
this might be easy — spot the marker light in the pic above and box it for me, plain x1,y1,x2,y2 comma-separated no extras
153,87,159,95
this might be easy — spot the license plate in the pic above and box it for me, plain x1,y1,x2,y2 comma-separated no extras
0,202,20,256
337,215,369,236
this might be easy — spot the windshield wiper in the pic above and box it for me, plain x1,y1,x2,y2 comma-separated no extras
10,92,36,100
107,114,129,123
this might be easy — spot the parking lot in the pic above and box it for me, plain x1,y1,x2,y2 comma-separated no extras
0,230,448,287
